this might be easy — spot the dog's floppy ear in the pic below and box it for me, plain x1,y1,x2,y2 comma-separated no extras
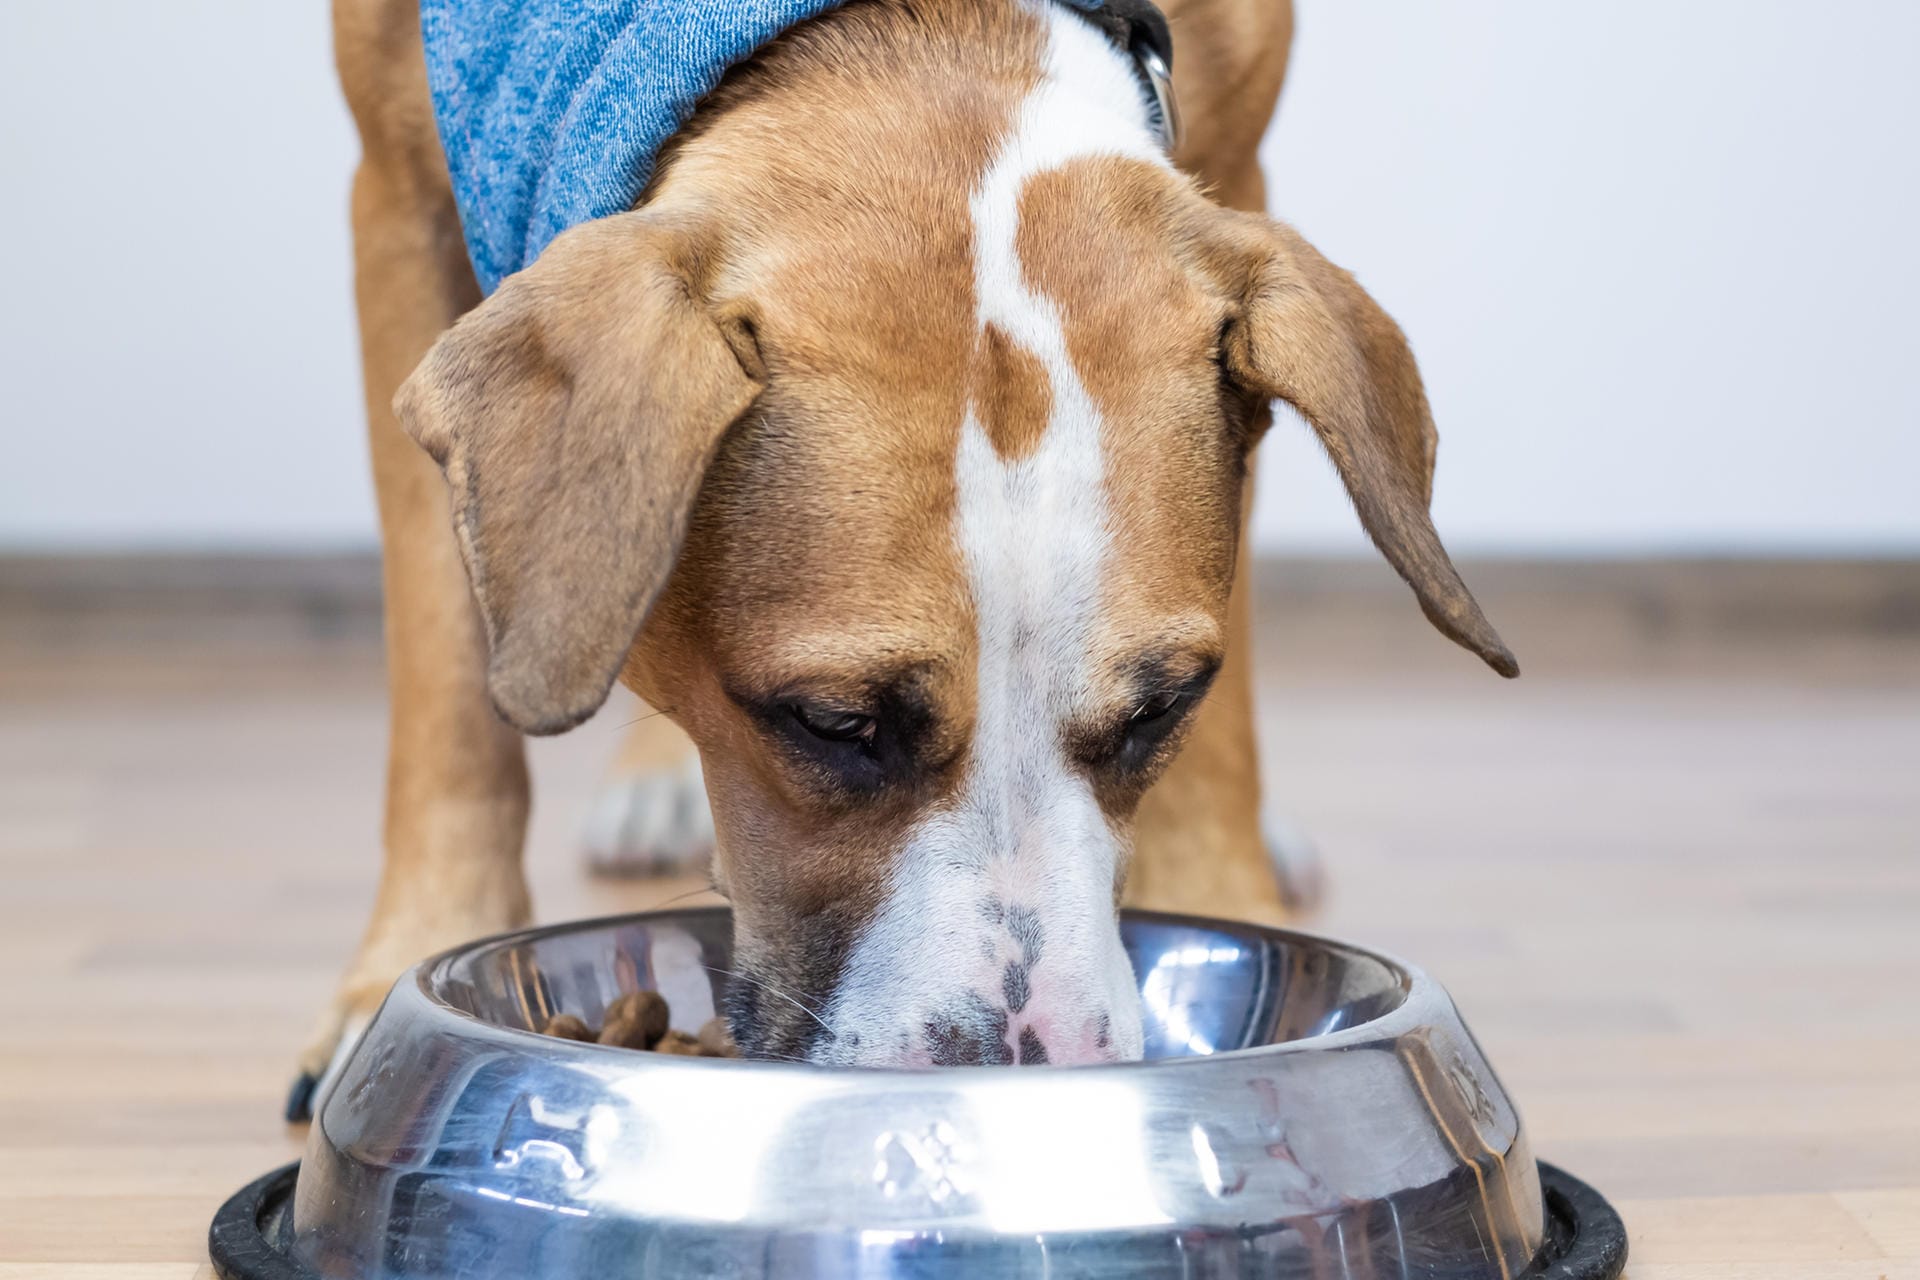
1207,211,1517,677
395,213,760,734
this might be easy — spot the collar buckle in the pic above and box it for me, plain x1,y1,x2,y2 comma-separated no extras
1131,38,1181,152
1055,0,1183,153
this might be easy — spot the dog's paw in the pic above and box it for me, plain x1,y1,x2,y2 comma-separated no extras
581,755,715,878
287,984,384,1123
1263,813,1327,914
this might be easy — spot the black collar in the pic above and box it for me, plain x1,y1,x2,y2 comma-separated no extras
1054,0,1181,150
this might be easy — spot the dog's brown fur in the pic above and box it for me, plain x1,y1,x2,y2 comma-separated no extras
309,0,1510,1075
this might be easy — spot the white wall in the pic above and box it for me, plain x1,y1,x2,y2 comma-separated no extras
0,3,368,550
3,2,1916,554
1252,2,1920,555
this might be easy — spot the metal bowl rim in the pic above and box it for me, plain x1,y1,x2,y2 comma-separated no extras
409,904,1438,1078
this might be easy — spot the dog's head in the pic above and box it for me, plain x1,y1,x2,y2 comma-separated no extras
396,2,1511,1066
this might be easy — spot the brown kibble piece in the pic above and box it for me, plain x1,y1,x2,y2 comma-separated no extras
654,1029,702,1056
541,1013,593,1042
541,993,733,1059
597,991,670,1050
696,1016,739,1058
597,1013,649,1049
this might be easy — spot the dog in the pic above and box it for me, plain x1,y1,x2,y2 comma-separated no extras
297,0,1513,1111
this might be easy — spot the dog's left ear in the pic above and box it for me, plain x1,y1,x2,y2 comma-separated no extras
1202,209,1517,678
395,213,760,734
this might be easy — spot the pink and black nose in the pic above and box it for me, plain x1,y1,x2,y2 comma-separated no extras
921,993,1124,1066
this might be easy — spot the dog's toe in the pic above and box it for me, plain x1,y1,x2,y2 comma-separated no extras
288,1003,376,1123
582,756,715,877
1263,813,1327,913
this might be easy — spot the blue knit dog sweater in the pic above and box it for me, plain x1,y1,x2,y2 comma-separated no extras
422,0,846,294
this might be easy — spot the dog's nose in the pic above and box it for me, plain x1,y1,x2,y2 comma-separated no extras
923,997,1015,1065
920,995,1125,1066
1008,1010,1126,1066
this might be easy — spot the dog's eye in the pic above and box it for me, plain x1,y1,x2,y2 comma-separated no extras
1129,690,1184,726
1067,668,1215,776
791,704,878,746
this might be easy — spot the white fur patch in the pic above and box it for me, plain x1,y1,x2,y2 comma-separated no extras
816,4,1165,1066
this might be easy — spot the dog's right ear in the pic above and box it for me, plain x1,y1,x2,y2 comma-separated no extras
395,214,760,735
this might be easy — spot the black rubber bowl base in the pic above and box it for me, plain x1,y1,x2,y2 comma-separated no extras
211,1160,1626,1279
1532,1162,1630,1280
208,1161,303,1280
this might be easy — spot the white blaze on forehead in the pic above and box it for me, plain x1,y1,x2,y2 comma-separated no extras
818,4,1166,1063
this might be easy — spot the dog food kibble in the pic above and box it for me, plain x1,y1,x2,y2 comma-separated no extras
597,990,671,1050
696,1016,738,1058
654,1029,704,1055
540,1013,594,1042
536,992,739,1057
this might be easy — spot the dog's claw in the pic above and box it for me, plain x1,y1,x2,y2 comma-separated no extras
285,1071,319,1124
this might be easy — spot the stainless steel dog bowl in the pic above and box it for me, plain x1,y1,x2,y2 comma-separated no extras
213,908,1625,1279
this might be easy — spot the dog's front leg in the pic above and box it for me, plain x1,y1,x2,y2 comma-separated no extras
290,22,532,1114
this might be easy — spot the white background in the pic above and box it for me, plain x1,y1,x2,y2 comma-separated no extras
3,2,1916,555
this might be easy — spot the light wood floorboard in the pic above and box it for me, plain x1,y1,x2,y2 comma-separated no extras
1,560,1915,1276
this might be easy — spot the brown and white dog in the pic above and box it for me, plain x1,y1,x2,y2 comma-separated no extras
303,0,1513,1104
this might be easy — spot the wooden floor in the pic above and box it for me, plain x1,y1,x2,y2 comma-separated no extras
2,558,1917,1278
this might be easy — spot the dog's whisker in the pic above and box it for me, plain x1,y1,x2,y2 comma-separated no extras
644,883,721,912
707,964,831,1020
705,965,835,1038
609,707,674,731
